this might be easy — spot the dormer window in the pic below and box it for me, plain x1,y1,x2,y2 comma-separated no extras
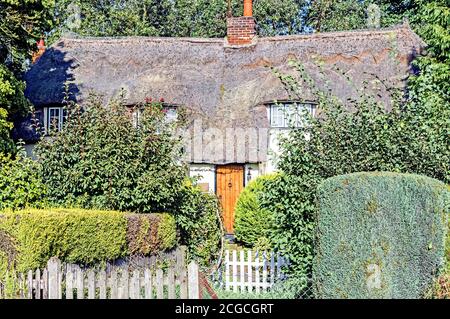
268,102,315,128
43,106,67,133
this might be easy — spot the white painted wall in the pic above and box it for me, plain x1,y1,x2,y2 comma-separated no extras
266,129,290,173
244,163,261,186
189,163,263,192
189,164,216,193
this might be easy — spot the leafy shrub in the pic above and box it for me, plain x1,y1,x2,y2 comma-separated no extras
314,172,449,299
36,95,187,212
261,173,316,280
175,182,222,267
0,108,13,154
262,59,450,281
0,151,46,210
234,174,277,248
0,208,177,273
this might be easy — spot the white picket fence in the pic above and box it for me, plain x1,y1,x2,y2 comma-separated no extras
223,249,289,293
1,257,201,299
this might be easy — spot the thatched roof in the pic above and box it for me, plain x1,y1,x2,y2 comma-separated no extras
20,22,425,164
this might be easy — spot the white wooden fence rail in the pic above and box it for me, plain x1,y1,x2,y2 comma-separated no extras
223,249,288,293
3,257,200,299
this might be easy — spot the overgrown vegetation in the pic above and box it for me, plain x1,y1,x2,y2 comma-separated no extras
0,150,46,211
49,0,308,42
234,174,277,249
260,57,449,286
1,0,54,156
36,95,186,212
0,108,13,154
33,95,221,266
314,172,448,298
0,208,177,274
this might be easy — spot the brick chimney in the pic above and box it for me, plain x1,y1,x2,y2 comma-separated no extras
32,38,46,63
226,0,256,46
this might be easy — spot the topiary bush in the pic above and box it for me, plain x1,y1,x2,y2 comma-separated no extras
234,174,277,248
314,172,449,299
0,208,177,274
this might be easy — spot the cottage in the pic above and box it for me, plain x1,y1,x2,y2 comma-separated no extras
16,1,425,234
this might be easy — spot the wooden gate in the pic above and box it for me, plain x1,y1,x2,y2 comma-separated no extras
216,164,244,234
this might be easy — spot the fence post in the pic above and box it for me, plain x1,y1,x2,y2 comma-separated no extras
47,257,61,299
188,261,199,299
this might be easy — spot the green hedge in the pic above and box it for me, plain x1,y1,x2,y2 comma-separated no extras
314,172,449,299
0,209,177,273
234,174,277,248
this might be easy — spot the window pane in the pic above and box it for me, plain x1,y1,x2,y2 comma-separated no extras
271,105,284,127
269,103,315,128
48,108,60,131
285,104,297,127
132,109,141,128
165,108,177,122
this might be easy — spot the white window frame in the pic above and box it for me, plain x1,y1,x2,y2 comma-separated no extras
132,105,178,128
43,106,66,133
268,102,315,128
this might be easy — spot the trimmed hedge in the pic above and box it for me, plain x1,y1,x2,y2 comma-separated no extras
126,213,177,256
0,209,177,273
234,174,277,248
314,172,449,299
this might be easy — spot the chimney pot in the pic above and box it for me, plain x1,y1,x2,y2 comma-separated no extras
244,0,253,17
32,38,46,63
37,38,45,49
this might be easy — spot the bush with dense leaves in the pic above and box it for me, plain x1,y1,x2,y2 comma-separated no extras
0,151,46,210
314,172,449,299
0,108,13,154
35,95,186,212
234,174,277,248
175,181,222,267
0,208,177,274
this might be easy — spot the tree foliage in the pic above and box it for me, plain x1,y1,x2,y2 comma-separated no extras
0,108,13,154
0,0,54,73
306,0,367,32
48,0,308,42
0,149,46,210
0,0,55,150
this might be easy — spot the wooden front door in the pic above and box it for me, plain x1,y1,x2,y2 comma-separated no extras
216,164,244,234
